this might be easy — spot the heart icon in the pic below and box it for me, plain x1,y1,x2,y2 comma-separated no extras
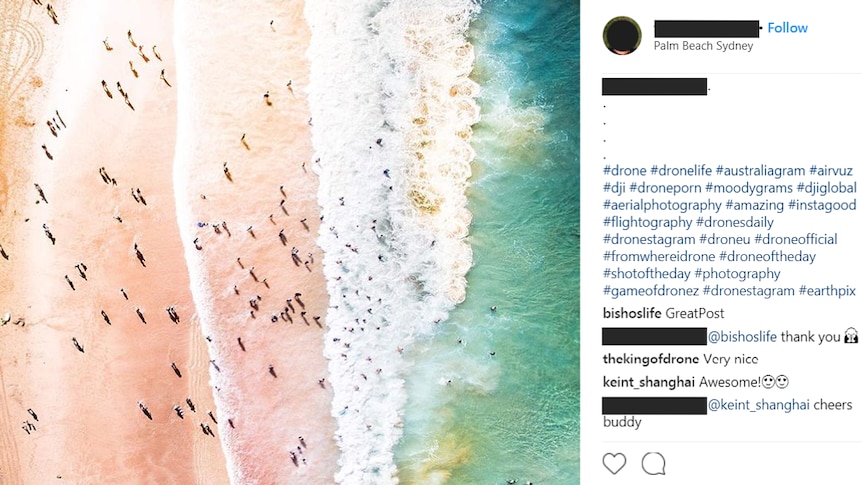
603,452,626,475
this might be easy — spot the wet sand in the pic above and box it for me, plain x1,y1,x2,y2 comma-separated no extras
0,1,334,484
172,1,338,483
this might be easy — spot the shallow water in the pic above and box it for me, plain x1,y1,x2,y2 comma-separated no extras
394,0,580,483
304,0,579,482
305,0,484,482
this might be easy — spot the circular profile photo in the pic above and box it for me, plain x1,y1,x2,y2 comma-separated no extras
603,17,641,55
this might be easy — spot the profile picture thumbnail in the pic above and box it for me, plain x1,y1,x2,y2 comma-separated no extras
603,17,641,55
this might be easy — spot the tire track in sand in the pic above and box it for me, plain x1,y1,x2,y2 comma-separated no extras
187,312,229,485
0,363,24,485
0,4,35,482
0,16,44,114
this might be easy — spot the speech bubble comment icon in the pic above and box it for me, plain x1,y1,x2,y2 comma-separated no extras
642,452,666,475
603,453,626,474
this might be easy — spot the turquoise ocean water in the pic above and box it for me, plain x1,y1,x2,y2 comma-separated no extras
394,1,580,483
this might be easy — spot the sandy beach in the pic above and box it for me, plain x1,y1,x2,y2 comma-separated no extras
172,0,338,483
0,1,336,484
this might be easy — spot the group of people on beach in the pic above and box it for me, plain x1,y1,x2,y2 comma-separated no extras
31,1,59,24
99,30,172,111
21,407,38,434
1,20,348,480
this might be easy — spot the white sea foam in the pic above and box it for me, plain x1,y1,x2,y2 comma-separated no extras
304,0,481,482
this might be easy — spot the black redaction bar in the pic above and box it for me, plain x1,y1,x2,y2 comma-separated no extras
602,78,707,96
603,397,708,415
603,327,707,345
655,20,760,38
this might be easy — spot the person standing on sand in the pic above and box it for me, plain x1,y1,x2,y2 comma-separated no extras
138,401,152,420
152,45,162,61
136,307,146,324
120,288,128,300
127,30,136,47
64,275,75,290
41,144,53,160
101,310,111,325
34,184,47,203
134,244,146,267
160,69,171,87
137,45,150,63
124,93,135,111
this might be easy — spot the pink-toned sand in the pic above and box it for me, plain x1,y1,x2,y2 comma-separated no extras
0,1,336,484
171,0,338,483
